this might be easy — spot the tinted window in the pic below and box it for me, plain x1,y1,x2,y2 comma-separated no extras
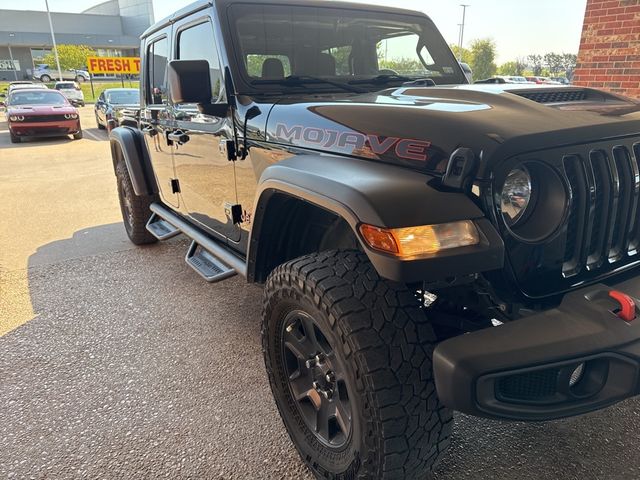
147,37,168,105
177,21,223,101
106,90,140,105
230,4,466,89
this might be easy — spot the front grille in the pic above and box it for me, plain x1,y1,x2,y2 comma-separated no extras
22,114,69,122
515,89,587,104
562,143,640,278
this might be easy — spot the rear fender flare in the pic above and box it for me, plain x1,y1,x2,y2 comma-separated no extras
109,126,158,196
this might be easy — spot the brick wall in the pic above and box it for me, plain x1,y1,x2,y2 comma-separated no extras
573,0,640,98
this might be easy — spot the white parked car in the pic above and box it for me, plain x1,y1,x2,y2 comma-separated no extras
54,81,85,106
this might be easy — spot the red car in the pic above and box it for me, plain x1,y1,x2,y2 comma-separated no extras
4,89,82,144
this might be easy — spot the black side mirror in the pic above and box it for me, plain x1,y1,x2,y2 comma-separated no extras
0,93,5,98
168,59,228,117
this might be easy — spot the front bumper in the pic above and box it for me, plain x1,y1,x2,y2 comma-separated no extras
10,119,80,137
433,276,640,421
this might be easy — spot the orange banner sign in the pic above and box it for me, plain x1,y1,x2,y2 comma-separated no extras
87,56,140,75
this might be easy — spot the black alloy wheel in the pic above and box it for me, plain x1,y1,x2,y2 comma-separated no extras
282,310,352,448
263,251,452,479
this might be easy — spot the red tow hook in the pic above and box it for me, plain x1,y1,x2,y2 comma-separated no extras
609,291,636,322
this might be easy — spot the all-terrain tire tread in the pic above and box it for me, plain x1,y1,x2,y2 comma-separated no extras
262,250,452,480
115,160,158,245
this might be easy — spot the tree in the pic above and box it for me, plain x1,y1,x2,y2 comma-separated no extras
449,44,472,64
562,53,578,79
469,39,497,80
528,54,543,76
498,61,519,76
544,53,564,75
514,57,528,75
43,44,96,72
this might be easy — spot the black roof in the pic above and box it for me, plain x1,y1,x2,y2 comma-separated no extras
141,0,429,38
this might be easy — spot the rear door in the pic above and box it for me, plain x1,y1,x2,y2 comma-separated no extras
139,28,179,208
170,15,240,242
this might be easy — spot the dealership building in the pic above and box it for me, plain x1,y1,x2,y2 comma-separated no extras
573,0,640,99
0,0,153,81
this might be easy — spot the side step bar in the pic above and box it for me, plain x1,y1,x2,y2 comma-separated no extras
148,203,247,279
185,241,236,282
146,212,180,240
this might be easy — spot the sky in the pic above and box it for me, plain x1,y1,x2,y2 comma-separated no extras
7,0,588,63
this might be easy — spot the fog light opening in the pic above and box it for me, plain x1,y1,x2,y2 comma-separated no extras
569,363,585,388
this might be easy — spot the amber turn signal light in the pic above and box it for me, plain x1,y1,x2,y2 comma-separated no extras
359,220,480,258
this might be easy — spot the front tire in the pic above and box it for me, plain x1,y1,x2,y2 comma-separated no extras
96,113,105,130
10,132,21,143
262,251,452,479
73,129,83,140
115,161,158,245
40,74,51,83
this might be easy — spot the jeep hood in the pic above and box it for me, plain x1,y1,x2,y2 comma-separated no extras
263,85,640,174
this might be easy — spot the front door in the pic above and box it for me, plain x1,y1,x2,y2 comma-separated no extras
171,17,239,242
139,30,179,208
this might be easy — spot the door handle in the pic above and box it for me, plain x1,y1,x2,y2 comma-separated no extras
168,131,190,144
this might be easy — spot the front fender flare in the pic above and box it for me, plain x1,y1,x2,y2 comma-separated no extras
247,155,504,283
109,126,158,196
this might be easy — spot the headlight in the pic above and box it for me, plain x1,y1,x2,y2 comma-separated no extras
500,167,532,226
64,113,78,119
9,115,25,122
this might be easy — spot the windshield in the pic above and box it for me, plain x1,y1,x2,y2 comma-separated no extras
9,90,67,106
106,90,140,104
229,4,466,92
56,83,75,90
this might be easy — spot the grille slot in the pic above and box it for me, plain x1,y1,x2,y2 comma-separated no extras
515,89,587,104
562,144,640,278
22,114,69,123
562,156,587,277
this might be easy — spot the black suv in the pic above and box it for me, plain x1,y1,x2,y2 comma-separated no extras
109,1,640,478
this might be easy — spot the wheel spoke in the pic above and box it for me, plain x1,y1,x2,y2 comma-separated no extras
316,400,334,439
299,314,321,352
288,369,313,401
283,336,309,364
335,399,351,436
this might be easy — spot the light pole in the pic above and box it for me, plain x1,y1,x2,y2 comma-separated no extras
44,0,63,81
458,4,470,61
8,33,18,81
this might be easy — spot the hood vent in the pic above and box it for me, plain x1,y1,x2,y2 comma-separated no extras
513,89,587,104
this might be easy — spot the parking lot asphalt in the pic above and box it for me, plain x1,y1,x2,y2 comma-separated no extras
2,106,640,480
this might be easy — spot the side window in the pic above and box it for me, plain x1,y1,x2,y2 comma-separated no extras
177,21,223,102
146,36,168,105
377,33,439,77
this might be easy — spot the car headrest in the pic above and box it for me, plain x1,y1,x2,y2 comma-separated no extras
261,58,285,79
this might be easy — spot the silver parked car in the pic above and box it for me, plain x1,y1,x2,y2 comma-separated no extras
33,64,90,83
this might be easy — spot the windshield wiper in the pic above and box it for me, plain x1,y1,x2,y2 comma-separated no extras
348,74,436,87
251,75,366,94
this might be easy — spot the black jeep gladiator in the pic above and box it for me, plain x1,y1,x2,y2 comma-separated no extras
109,0,640,478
